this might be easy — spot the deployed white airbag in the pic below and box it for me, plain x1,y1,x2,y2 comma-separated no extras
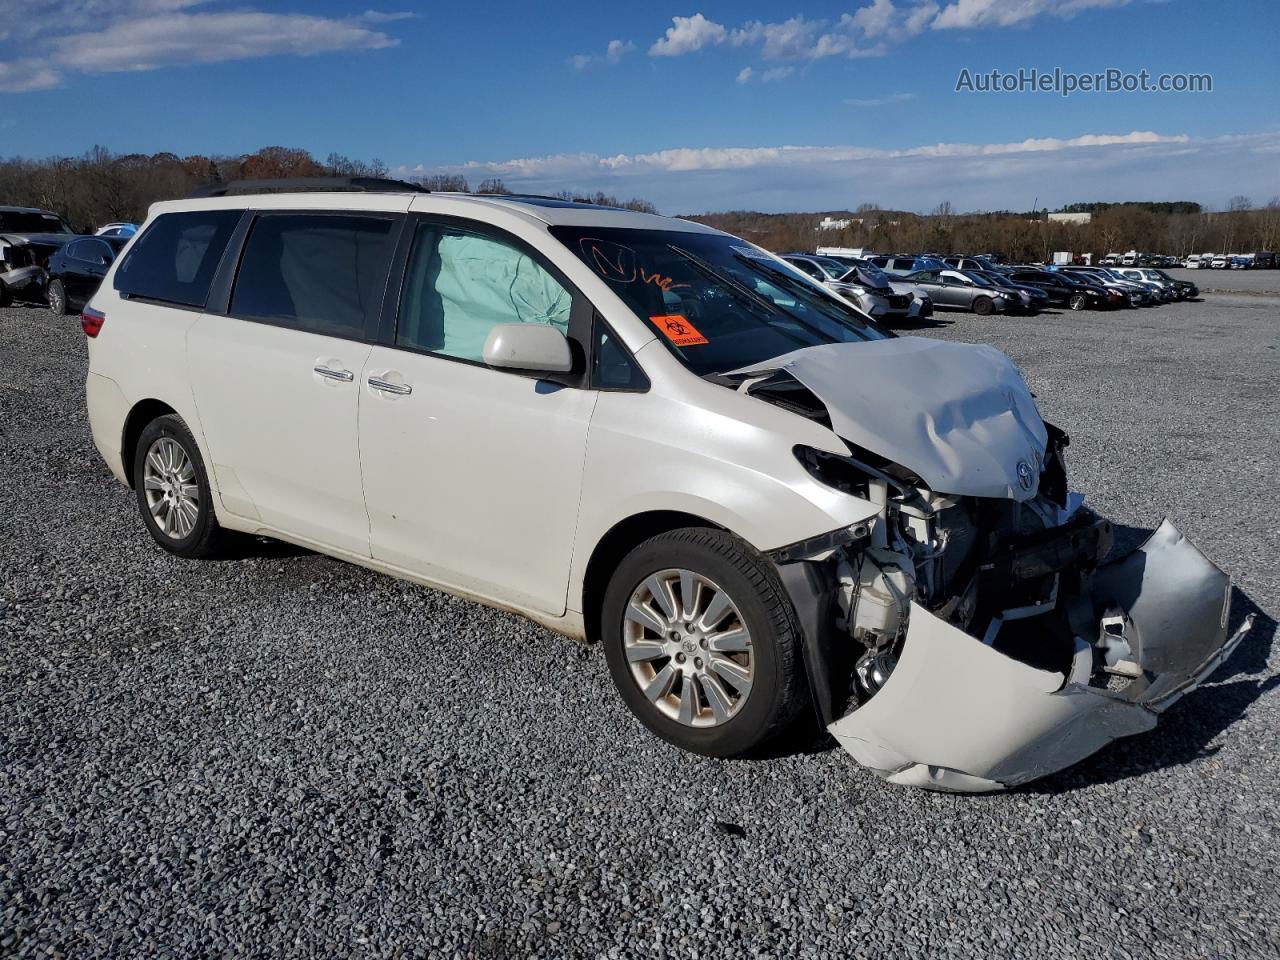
401,232,571,362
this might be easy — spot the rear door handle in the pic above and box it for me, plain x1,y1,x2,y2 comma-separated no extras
314,365,354,382
368,376,412,396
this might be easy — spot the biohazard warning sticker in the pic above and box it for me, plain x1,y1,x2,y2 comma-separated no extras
651,315,709,347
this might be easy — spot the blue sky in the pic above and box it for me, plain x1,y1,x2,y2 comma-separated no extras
2,0,1277,213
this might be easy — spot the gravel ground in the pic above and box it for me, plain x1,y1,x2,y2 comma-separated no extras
1164,268,1280,296
2,293,1278,959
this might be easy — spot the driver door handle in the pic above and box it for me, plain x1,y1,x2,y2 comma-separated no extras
368,376,412,396
313,365,354,382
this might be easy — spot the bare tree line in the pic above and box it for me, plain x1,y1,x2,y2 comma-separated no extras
1,146,1275,260
687,196,1280,261
0,146,656,232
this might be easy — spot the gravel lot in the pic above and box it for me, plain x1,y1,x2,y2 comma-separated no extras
2,293,1278,959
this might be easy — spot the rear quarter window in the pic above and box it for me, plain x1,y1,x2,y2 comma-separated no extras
229,213,397,339
113,210,242,308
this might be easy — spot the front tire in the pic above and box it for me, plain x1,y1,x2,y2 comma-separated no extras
132,414,229,559
1069,292,1088,311
47,279,67,316
972,296,994,316
601,528,807,757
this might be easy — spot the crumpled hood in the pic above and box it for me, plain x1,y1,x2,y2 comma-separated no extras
734,337,1049,501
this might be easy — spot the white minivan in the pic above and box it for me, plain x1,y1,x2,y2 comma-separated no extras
83,180,1249,792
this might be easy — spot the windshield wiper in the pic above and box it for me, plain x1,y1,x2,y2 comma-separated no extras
666,245,780,320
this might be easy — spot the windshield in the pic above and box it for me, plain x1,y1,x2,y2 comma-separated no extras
960,271,995,287
551,226,890,376
812,257,853,280
0,211,73,234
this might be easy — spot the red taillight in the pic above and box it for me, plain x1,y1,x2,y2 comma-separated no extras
81,306,105,338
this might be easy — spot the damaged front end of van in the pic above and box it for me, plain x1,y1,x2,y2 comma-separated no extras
737,337,1252,791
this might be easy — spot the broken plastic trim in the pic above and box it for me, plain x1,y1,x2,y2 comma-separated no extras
766,521,871,565
828,519,1253,792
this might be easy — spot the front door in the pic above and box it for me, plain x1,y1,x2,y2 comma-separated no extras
358,218,596,615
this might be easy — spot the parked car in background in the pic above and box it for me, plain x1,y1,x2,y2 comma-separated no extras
893,268,1016,315
1211,255,1230,269
0,205,75,306
1230,255,1253,270
971,270,1050,312
1099,254,1120,266
824,255,937,323
1116,267,1187,301
1007,269,1121,310
1251,251,1276,269
1147,269,1198,299
81,181,1248,792
942,255,1002,273
45,235,131,315
865,254,946,276
781,253,930,324
95,223,138,238
1057,266,1156,306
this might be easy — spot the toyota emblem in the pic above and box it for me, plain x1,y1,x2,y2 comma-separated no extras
1016,460,1034,491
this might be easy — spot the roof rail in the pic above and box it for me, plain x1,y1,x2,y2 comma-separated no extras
189,176,429,198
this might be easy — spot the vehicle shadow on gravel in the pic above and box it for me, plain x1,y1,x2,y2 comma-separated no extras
214,534,313,561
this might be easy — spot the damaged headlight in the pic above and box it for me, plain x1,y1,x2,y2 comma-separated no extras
793,444,923,499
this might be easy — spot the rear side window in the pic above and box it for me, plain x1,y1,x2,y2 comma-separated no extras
114,210,241,307
230,214,396,338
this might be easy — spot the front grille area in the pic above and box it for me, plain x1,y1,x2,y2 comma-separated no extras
888,294,910,309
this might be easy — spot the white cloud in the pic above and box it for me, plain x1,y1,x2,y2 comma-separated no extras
649,13,727,56
394,130,1280,213
932,0,1131,30
52,12,399,72
0,3,410,88
846,91,916,106
568,38,634,69
651,1,1131,67
736,66,754,84
760,66,796,83
0,58,63,92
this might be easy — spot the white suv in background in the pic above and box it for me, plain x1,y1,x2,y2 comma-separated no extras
83,180,1249,792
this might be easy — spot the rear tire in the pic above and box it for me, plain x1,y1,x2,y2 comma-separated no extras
601,527,808,758
972,296,993,316
47,279,67,316
132,414,229,559
0,280,10,308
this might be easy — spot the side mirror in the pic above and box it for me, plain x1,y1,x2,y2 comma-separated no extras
482,323,573,374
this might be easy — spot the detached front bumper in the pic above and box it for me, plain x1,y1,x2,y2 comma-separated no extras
828,520,1252,792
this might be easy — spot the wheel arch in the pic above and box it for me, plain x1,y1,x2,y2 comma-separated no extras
581,510,724,646
120,398,178,487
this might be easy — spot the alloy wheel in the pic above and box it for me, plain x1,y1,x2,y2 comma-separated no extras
142,436,200,539
622,568,754,728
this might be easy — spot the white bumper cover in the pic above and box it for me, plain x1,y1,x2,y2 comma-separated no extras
829,520,1253,792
